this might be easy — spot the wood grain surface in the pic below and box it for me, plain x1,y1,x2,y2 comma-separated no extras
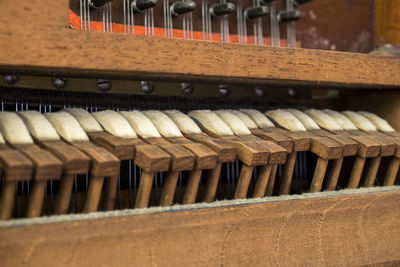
0,0,399,88
1,188,400,266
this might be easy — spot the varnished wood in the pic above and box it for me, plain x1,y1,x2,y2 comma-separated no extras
202,162,223,203
363,157,382,187
279,152,296,195
325,158,343,191
0,0,399,88
253,165,272,198
309,158,329,193
159,171,179,206
348,156,366,189
26,180,47,218
182,169,203,204
265,165,278,197
384,157,400,186
87,132,136,160
0,181,15,220
54,173,75,214
234,164,254,199
135,171,155,209
2,189,400,267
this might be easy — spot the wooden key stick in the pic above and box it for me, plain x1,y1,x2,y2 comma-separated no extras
0,113,62,218
120,110,195,207
266,110,342,194
66,109,171,209
142,110,217,204
45,112,120,213
0,141,33,220
188,110,269,199
164,109,237,203
354,111,400,186
287,109,360,192
215,110,287,198
239,109,309,196
340,111,397,187
19,111,91,215
309,109,383,189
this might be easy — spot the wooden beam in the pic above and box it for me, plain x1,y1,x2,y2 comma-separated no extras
1,188,400,266
0,0,399,88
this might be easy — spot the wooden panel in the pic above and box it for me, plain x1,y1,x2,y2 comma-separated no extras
0,188,400,266
0,0,399,88
375,0,400,46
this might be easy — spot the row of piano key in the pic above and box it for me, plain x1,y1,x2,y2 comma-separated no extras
0,108,398,219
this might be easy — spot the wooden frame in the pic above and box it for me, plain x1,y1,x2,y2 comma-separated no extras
1,187,400,266
0,0,400,88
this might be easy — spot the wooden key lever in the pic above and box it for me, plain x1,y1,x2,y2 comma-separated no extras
304,109,385,189
265,110,343,194
19,111,91,215
239,109,309,196
163,110,237,203
0,142,33,220
214,110,287,198
120,110,196,207
0,112,62,218
65,109,171,209
45,112,121,213
142,110,218,204
188,110,270,199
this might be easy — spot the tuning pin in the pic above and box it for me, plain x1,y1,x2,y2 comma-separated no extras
277,9,302,23
209,3,235,17
294,0,313,5
170,1,196,17
132,0,158,12
244,6,269,20
258,0,275,4
89,0,113,9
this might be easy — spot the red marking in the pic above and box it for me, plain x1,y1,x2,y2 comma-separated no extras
69,9,288,46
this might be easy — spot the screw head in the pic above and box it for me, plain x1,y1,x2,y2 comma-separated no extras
96,79,112,92
288,87,296,96
140,81,154,94
218,84,230,96
181,82,193,95
2,74,19,85
255,87,264,97
52,76,67,89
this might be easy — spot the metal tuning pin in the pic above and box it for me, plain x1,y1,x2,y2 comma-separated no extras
209,3,235,17
89,0,113,9
294,0,313,5
170,1,196,17
258,0,275,4
277,9,302,23
132,0,158,13
244,6,269,20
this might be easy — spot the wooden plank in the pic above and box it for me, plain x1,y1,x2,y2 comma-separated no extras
0,0,399,88
1,188,400,266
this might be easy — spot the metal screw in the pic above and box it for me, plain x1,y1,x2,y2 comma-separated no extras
2,74,19,85
288,87,296,96
181,82,193,95
96,79,112,92
218,84,230,96
255,87,264,97
140,81,154,94
52,76,67,89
